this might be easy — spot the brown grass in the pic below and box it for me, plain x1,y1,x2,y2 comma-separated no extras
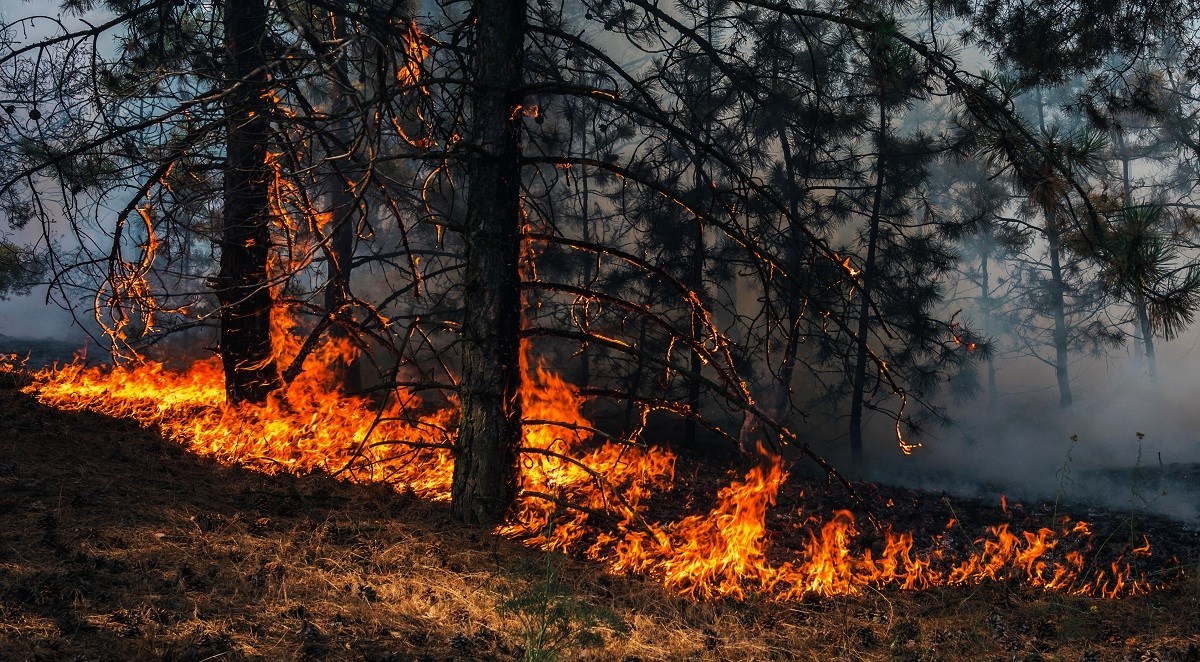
1,387,1198,661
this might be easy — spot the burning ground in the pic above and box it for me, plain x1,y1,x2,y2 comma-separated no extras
2,363,1200,659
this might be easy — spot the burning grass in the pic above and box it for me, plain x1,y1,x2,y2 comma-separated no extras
1,387,1199,660
2,332,1176,605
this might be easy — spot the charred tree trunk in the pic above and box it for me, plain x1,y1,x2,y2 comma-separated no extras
450,0,526,526
323,13,361,393
848,106,887,468
216,0,282,404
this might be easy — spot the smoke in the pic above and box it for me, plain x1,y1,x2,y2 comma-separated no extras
0,295,81,341
866,334,1200,523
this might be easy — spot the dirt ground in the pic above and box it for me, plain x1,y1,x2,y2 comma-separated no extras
1,385,1199,661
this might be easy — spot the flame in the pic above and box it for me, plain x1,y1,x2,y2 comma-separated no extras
594,450,785,600
500,343,676,552
0,353,24,374
4,331,1156,602
26,338,457,498
396,21,430,90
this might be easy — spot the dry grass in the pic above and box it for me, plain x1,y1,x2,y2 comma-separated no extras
1,387,1198,661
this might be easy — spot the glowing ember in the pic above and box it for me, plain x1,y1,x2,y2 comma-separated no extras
4,334,1155,601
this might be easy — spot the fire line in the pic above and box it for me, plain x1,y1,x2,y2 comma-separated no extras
2,336,1156,601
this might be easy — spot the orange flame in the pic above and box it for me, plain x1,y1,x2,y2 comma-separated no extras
4,332,1155,602
396,21,430,90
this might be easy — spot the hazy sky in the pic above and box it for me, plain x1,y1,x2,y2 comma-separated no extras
0,2,109,339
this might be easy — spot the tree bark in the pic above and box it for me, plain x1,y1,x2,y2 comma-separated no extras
323,12,361,393
216,0,282,404
450,0,526,526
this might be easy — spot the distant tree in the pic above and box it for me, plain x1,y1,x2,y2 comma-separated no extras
962,2,1200,396
976,97,1118,408
1097,204,1200,382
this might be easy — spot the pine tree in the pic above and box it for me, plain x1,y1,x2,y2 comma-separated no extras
450,0,527,526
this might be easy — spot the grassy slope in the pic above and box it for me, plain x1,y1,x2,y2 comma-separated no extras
1,386,1198,661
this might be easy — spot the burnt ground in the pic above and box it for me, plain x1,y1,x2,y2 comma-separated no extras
1,384,1199,661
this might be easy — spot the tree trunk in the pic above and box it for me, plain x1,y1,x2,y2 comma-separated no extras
1046,225,1073,407
684,12,717,448
622,293,652,435
217,0,282,404
323,12,361,393
980,253,998,408
849,106,887,468
1135,297,1158,383
684,213,704,447
1120,148,1147,374
450,0,526,526
578,117,592,388
774,122,804,426
1034,88,1072,407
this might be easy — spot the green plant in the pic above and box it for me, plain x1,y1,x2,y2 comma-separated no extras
1127,431,1154,541
1052,434,1079,519
500,551,626,662
1095,432,1158,562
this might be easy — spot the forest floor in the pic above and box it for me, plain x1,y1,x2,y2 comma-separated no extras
1,383,1199,661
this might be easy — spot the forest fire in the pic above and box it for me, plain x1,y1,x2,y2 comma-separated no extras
9,0,1200,657
4,332,1156,602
